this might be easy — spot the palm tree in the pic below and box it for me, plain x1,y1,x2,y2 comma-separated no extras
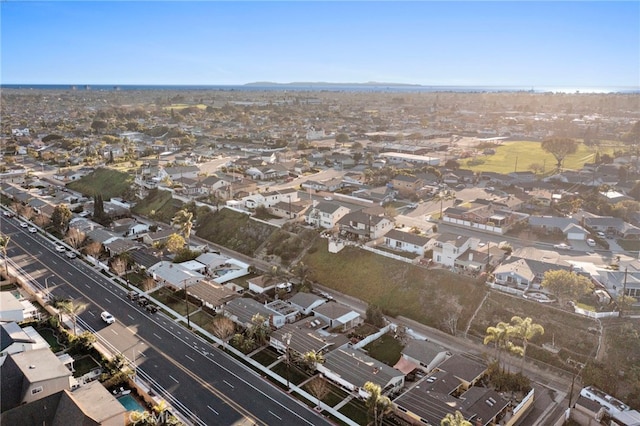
483,321,512,369
509,316,544,371
54,299,86,335
364,381,392,426
441,410,472,426
172,209,193,243
300,350,325,373
0,235,10,279
434,190,456,220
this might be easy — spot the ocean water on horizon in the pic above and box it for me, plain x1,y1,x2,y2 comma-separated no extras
1,84,637,94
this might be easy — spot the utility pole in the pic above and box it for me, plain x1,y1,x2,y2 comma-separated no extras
184,279,191,328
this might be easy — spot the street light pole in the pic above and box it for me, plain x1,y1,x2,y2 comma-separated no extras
283,332,292,390
44,275,54,302
184,279,191,329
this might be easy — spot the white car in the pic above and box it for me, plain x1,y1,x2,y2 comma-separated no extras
586,238,596,247
101,311,115,324
55,244,66,252
28,227,37,233
65,250,77,259
19,222,29,228
596,231,606,238
553,243,572,250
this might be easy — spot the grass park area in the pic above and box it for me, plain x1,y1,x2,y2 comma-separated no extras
303,240,486,330
66,167,133,200
461,140,619,174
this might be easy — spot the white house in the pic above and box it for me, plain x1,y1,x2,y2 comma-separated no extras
430,233,480,268
305,201,351,229
0,323,49,366
384,229,431,256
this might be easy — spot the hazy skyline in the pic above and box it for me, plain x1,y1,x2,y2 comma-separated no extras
2,1,638,90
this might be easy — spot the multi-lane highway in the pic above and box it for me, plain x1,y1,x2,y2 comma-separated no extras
1,215,332,426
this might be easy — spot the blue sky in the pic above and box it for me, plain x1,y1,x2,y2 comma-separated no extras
1,1,638,89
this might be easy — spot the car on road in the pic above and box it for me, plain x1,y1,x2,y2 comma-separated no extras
65,250,77,259
54,244,66,252
2,211,14,218
586,238,596,247
19,222,29,228
101,311,115,324
28,227,37,233
553,243,572,250
596,231,606,238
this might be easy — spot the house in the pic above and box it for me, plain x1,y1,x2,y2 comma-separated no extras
430,233,480,268
318,346,405,397
391,175,424,197
147,261,203,289
312,301,362,332
141,228,176,246
269,322,338,359
248,275,277,294
187,280,240,312
0,323,49,366
223,298,286,329
436,354,488,390
1,348,73,412
269,200,309,220
493,251,571,289
583,215,640,239
159,165,200,181
337,211,394,240
395,339,451,374
288,292,327,316
1,380,126,426
383,229,431,256
305,201,351,229
0,292,27,322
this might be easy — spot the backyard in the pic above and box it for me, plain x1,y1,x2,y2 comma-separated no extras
150,287,200,317
363,333,404,366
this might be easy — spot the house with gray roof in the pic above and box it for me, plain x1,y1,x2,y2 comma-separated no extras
312,301,361,332
430,233,480,268
493,254,571,289
384,229,431,256
337,210,394,240
1,380,126,426
223,298,286,329
0,323,49,366
397,339,451,374
269,322,339,359
288,292,327,315
318,346,404,397
305,201,351,229
1,348,73,412
147,261,203,288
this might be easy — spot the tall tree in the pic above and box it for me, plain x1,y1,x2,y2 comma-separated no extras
54,299,86,335
484,321,512,370
50,204,72,234
541,137,578,171
300,350,325,373
509,316,544,371
364,381,392,426
441,410,472,426
165,233,186,255
307,376,329,410
93,193,105,221
541,269,594,306
172,209,194,243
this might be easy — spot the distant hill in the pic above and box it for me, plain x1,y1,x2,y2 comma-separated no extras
244,81,424,87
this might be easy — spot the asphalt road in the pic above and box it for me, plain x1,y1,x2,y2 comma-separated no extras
1,215,332,426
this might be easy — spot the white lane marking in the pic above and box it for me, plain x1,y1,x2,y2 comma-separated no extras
223,380,234,389
269,411,282,420
128,314,134,320
88,311,95,317
169,375,179,384
111,329,118,335
84,283,90,288
207,405,219,415
153,333,162,340
185,354,195,362
104,297,112,303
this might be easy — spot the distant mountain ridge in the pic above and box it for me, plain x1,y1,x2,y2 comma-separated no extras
244,81,424,87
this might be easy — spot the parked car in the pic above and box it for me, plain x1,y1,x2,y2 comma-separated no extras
101,311,115,324
596,231,606,238
586,238,596,247
553,243,572,250
19,222,29,228
146,304,158,313
2,211,14,218
28,227,37,233
127,291,139,301
65,250,77,259
54,244,66,252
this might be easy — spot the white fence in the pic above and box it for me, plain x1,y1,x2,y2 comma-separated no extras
573,306,619,319
443,217,505,234
487,282,526,297
360,245,417,264
350,324,393,350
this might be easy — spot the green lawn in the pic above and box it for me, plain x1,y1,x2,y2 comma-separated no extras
38,328,65,353
462,141,619,174
252,347,281,367
150,288,200,317
338,398,369,426
363,333,404,366
73,355,100,378
189,310,216,329
66,167,133,199
271,362,312,386
302,377,349,408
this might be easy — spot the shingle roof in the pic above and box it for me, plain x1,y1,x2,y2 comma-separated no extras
324,346,403,390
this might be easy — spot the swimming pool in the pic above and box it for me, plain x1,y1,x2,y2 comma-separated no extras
118,394,145,412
